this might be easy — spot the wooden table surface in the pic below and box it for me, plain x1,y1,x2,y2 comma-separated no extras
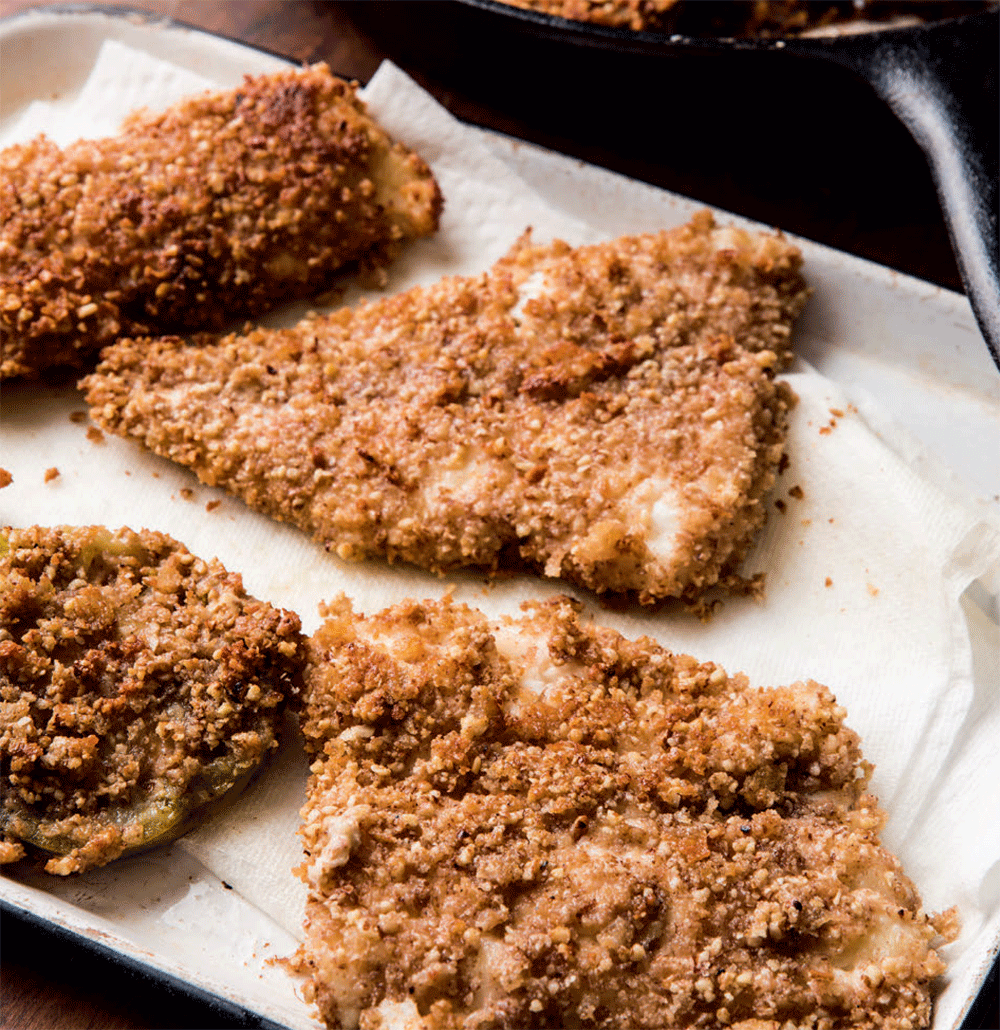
0,2,997,1028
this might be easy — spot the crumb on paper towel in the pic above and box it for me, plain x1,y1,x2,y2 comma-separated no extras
44,467,59,483
788,484,804,499
0,469,11,489
86,426,104,444
69,411,88,424
206,500,221,512
180,488,195,501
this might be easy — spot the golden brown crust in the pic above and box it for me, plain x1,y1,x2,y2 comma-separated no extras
0,525,304,874
497,0,979,35
0,63,442,379
84,213,807,604
499,0,681,30
293,596,953,1030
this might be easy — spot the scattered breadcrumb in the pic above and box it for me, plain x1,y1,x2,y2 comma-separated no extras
0,64,442,379
826,576,833,586
0,834,26,863
69,411,88,424
85,426,104,444
292,594,955,1030
0,469,11,489
180,487,195,501
774,498,786,512
43,467,59,483
206,500,222,512
0,525,304,874
788,484,804,499
84,212,808,605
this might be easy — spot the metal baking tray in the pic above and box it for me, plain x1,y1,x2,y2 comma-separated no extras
1,6,998,1029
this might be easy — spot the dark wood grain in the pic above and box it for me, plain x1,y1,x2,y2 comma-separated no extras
0,2,995,1028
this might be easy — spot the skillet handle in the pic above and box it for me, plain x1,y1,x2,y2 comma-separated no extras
813,13,1000,370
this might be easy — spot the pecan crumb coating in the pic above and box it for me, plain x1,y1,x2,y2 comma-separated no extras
0,63,442,379
84,212,806,604
293,595,955,1030
0,525,304,875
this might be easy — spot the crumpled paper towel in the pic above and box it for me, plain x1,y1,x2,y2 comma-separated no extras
0,39,217,147
2,41,999,1028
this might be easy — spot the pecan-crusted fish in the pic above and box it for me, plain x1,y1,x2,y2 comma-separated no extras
292,594,956,1030
84,213,807,604
0,525,304,874
0,63,442,378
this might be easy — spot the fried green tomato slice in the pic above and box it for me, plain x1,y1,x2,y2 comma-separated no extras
0,525,304,875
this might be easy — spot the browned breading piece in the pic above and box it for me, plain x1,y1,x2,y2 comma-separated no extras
293,595,955,1030
84,212,807,604
498,0,970,35
0,525,304,874
0,64,442,379
500,0,681,31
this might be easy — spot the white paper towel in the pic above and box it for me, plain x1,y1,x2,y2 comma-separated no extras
2,41,999,1026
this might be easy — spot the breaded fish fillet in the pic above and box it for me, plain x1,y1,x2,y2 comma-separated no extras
0,525,304,874
293,595,955,1030
84,213,807,604
0,64,442,379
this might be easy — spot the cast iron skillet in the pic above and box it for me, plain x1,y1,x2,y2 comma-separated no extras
460,1,1000,371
